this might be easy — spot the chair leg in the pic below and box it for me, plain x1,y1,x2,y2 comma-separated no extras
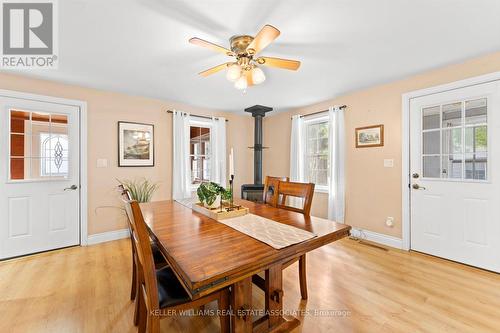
147,314,160,333
137,291,147,333
218,289,230,333
299,255,308,300
134,289,140,326
131,257,137,301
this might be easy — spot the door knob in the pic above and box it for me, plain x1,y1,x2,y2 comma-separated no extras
412,173,420,179
412,184,426,190
64,185,78,191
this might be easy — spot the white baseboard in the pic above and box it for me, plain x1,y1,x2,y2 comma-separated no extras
349,228,403,250
86,228,130,245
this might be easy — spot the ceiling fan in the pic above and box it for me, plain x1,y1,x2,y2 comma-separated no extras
189,24,301,90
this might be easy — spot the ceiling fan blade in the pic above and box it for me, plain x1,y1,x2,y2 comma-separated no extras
198,63,231,77
246,24,280,55
259,57,301,70
189,37,233,56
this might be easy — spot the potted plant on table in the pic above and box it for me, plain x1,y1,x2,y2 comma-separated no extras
197,182,231,209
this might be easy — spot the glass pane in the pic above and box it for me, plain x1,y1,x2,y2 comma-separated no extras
442,128,462,154
442,102,462,128
319,137,328,154
31,157,51,180
422,106,440,130
465,153,487,180
10,134,30,157
465,98,487,125
423,156,440,178
10,157,27,180
423,131,440,154
307,123,318,138
442,155,462,179
317,170,328,186
307,138,317,154
48,158,69,178
465,126,487,153
10,110,30,134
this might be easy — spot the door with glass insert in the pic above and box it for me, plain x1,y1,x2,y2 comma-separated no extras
0,96,80,259
409,81,500,272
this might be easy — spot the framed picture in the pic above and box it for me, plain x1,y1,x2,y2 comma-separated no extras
355,124,384,148
118,121,154,167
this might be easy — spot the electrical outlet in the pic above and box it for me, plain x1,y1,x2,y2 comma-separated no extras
386,217,395,227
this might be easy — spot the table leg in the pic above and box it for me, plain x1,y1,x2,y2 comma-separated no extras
231,276,253,333
265,263,283,328
253,263,300,333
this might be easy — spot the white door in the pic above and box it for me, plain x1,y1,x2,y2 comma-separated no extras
0,96,80,259
410,81,500,272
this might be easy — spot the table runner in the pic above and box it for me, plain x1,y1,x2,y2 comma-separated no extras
218,213,316,249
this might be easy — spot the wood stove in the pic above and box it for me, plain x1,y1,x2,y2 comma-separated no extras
241,105,273,202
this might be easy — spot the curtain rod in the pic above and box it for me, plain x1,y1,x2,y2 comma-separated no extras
291,105,347,119
166,110,229,122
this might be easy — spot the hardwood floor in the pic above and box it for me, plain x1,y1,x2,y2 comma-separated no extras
1,238,499,333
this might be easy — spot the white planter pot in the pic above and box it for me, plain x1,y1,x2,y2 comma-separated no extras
204,195,221,209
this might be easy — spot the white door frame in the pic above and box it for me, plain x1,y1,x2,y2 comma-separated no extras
401,71,500,250
0,89,88,246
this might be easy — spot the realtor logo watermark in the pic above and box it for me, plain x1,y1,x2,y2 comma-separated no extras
1,0,58,68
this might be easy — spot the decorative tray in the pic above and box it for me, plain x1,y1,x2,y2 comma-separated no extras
192,202,249,221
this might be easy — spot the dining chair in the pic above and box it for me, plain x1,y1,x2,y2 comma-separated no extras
262,176,289,205
118,186,168,326
277,181,314,300
122,197,230,333
274,181,315,216
258,180,314,300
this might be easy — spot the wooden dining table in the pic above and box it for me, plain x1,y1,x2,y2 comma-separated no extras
140,198,351,333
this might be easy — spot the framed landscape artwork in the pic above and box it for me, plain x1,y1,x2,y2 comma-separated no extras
118,121,154,166
355,124,384,148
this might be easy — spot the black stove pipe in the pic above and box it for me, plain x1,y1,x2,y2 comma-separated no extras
244,105,273,185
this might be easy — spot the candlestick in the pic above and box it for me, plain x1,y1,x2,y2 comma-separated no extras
230,174,234,210
229,148,234,177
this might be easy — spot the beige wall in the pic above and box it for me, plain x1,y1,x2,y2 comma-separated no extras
263,51,500,238
0,73,255,235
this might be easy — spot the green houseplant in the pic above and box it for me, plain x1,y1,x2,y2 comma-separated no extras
197,182,232,209
118,178,159,203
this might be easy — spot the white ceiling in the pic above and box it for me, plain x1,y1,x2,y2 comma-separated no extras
6,0,500,113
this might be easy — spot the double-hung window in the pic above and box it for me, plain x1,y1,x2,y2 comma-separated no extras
304,115,329,191
189,119,211,186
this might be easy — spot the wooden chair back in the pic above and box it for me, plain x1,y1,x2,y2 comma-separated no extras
276,181,315,216
263,176,289,205
122,197,161,312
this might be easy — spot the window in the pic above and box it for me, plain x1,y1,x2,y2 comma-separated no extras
9,109,69,181
422,98,487,181
189,125,211,185
40,133,69,177
304,117,329,190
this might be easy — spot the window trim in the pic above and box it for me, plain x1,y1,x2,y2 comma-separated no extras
303,115,329,192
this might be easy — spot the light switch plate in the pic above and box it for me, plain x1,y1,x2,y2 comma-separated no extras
384,159,394,168
96,158,108,168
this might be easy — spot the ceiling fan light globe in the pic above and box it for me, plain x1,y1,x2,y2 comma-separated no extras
251,67,266,85
234,76,248,90
226,64,242,82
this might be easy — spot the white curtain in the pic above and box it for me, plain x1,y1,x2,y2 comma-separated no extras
327,106,346,222
290,115,304,182
172,110,191,200
289,115,305,208
210,116,227,187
